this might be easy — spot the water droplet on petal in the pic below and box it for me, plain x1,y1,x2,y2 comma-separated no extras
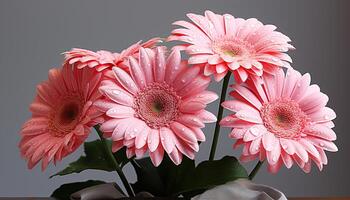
272,156,277,162
181,79,186,83
181,128,185,132
324,115,331,120
113,90,120,95
250,127,259,136
319,142,324,147
161,137,165,141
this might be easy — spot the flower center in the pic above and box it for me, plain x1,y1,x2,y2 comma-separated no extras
212,37,254,58
134,83,181,129
49,95,83,137
260,99,308,139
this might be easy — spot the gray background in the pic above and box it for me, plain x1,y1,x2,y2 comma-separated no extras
0,0,349,197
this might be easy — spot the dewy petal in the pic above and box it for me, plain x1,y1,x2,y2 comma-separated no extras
170,122,197,144
128,56,146,89
139,48,154,84
165,49,182,84
153,47,166,83
160,127,175,153
149,145,164,167
112,67,138,94
148,129,160,152
304,124,336,141
262,132,277,151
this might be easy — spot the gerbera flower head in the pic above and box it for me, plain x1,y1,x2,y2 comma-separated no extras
19,64,104,170
220,68,337,173
95,46,218,166
168,10,294,82
64,37,161,72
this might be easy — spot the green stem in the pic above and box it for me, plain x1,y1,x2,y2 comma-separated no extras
94,126,135,197
249,161,263,180
209,72,231,161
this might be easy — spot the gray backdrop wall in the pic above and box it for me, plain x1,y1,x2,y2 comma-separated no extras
0,0,349,197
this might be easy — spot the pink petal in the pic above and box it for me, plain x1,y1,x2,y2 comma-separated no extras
281,151,293,168
174,135,195,159
299,138,321,161
266,139,281,165
112,140,124,152
135,146,147,158
220,115,255,128
188,55,209,64
308,107,336,123
173,66,200,91
291,140,309,162
135,127,151,149
304,124,336,141
128,56,146,89
267,159,283,173
208,54,223,65
205,10,225,36
153,47,166,82
262,132,277,151
99,86,133,107
306,136,338,152
183,91,218,104
165,49,182,84
243,125,266,141
197,110,217,123
249,137,262,155
280,138,296,155
177,115,205,128
168,147,183,165
112,67,138,94
282,68,301,98
160,127,175,153
223,14,237,36
111,119,130,141
232,85,262,109
106,105,135,118
148,129,160,152
221,100,259,113
299,93,328,113
229,128,247,139
138,48,154,84
149,145,164,167
291,73,311,101
179,101,206,113
190,127,206,142
170,122,197,144
235,109,263,124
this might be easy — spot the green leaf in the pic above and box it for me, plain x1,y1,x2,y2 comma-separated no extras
131,157,166,196
51,180,105,200
130,155,247,198
51,139,129,178
131,155,196,197
176,156,248,195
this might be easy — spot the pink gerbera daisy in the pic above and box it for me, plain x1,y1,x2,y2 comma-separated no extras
19,64,104,170
64,38,161,72
168,10,294,82
95,47,218,166
220,68,337,173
